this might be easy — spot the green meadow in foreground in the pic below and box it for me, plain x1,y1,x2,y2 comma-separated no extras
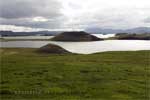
0,48,150,100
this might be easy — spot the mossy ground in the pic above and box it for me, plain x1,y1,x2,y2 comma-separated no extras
0,48,150,100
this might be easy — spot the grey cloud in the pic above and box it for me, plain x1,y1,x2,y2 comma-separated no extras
0,17,65,29
0,0,66,29
0,0,62,19
144,17,150,23
68,2,82,10
64,12,130,29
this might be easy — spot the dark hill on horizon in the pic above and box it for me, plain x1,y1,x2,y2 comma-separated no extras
51,31,103,41
115,33,150,40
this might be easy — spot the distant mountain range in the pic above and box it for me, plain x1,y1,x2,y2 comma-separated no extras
85,27,150,34
0,31,61,36
0,27,150,36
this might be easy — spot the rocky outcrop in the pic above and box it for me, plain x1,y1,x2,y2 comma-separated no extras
37,44,71,54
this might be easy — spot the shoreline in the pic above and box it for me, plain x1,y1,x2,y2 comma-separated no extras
1,48,150,55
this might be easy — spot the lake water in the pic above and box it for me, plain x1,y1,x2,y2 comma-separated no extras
2,36,54,39
1,40,150,54
92,34,115,38
1,34,150,54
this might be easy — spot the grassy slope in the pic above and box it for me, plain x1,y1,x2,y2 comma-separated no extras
0,48,150,100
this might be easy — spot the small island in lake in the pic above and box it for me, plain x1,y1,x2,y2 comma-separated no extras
51,31,103,41
114,33,150,40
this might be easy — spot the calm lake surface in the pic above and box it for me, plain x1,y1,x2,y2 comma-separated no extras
1,34,114,39
1,40,150,54
0,34,149,54
2,36,54,39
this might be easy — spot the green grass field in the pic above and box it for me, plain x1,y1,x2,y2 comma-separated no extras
0,48,150,100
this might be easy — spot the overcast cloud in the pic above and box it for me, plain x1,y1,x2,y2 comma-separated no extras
144,17,150,23
0,0,150,31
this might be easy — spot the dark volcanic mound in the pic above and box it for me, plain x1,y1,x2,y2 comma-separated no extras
37,44,70,54
115,33,150,40
51,31,103,41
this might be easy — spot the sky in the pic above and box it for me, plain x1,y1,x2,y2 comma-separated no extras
0,0,150,32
